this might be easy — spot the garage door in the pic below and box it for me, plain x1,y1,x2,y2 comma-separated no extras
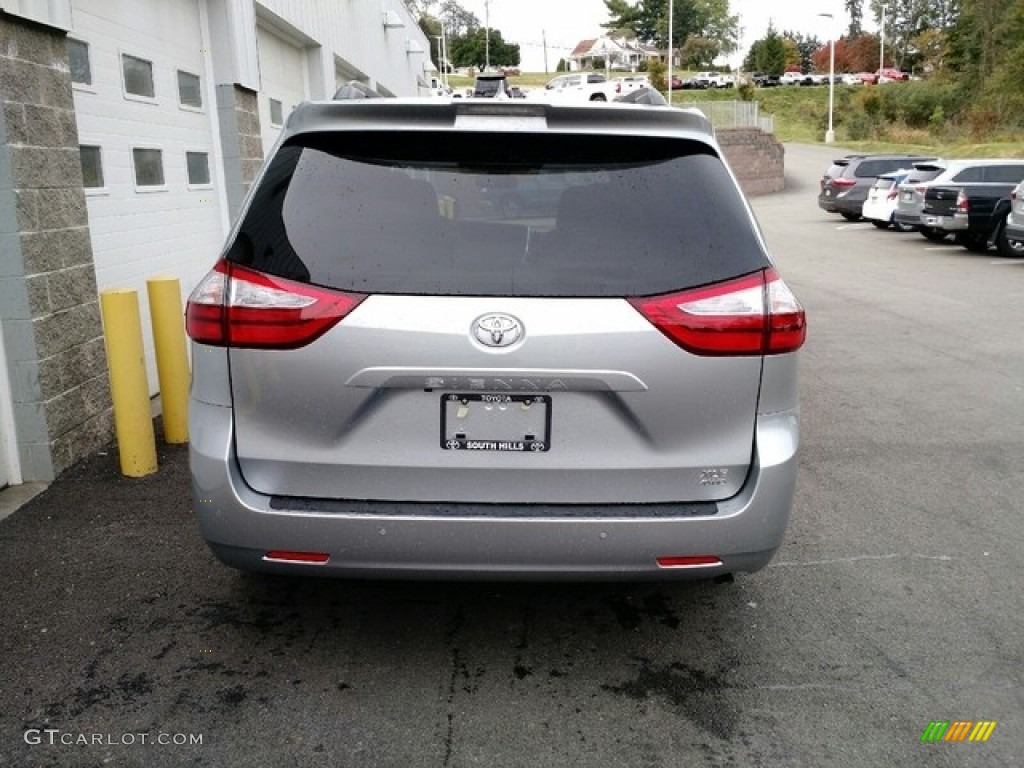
69,0,225,394
257,24,308,156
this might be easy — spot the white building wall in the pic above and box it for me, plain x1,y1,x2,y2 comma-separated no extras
257,0,431,98
255,23,308,155
71,0,224,394
64,0,430,397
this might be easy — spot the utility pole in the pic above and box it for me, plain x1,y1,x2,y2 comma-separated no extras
879,3,887,77
668,0,673,99
542,29,548,74
484,0,490,71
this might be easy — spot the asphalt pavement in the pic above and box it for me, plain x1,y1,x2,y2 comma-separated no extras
1,142,1021,768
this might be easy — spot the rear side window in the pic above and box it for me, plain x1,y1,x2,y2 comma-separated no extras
984,165,1024,183
856,159,916,177
228,132,768,297
951,166,985,183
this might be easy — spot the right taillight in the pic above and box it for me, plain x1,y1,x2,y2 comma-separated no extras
832,178,856,189
629,268,806,356
185,259,366,349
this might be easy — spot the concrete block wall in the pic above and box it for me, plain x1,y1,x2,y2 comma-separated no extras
216,84,263,221
717,128,785,196
0,14,112,481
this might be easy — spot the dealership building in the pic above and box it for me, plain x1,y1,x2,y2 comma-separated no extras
0,0,434,488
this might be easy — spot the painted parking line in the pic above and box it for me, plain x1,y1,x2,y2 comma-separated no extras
989,259,1024,265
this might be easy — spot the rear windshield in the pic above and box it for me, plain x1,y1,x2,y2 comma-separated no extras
227,132,769,297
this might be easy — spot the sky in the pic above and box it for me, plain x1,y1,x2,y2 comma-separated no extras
455,0,862,72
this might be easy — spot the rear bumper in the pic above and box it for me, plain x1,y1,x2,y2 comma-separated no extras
1004,220,1024,243
818,192,863,216
893,210,921,228
190,401,799,581
921,213,968,231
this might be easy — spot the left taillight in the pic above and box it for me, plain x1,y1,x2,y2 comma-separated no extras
185,259,366,349
629,268,806,356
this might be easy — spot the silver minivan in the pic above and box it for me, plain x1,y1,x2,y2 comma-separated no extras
185,96,806,580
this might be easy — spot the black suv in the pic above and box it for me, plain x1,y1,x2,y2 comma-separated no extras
473,72,508,98
819,153,936,220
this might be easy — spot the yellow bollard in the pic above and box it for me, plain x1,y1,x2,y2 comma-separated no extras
100,289,158,477
146,276,190,444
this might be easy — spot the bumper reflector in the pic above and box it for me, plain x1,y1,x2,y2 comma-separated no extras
263,550,330,564
656,555,722,568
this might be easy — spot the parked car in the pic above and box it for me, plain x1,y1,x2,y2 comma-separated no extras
663,73,685,90
185,92,806,581
997,179,1024,257
861,171,916,230
893,160,948,236
611,75,650,97
693,71,733,88
780,71,811,86
537,72,615,101
751,72,780,87
819,153,937,221
920,161,1024,251
473,72,509,98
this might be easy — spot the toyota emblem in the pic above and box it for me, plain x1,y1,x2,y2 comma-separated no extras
472,313,523,348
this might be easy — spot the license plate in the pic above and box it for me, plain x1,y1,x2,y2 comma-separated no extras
441,394,551,452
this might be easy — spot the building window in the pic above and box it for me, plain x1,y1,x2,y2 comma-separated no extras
186,152,211,186
177,70,202,108
68,39,92,85
122,54,155,98
132,148,164,188
269,98,283,126
80,146,103,188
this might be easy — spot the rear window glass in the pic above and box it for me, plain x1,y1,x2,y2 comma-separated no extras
856,158,920,177
228,132,768,297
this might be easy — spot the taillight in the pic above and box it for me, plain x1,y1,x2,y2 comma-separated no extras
629,268,806,356
956,189,969,213
887,186,900,200
832,178,856,189
185,259,366,349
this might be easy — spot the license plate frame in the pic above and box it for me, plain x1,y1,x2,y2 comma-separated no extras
440,394,551,452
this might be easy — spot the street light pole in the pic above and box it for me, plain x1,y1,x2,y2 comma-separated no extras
818,13,835,143
879,3,887,78
484,0,490,71
667,0,673,99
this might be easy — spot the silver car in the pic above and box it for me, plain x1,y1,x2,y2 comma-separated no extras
894,159,1015,240
185,96,806,580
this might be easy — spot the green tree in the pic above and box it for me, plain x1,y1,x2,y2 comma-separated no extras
448,27,520,69
781,30,823,72
846,0,864,35
603,0,737,56
744,25,786,75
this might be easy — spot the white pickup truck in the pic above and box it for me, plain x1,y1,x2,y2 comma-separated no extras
534,72,618,102
694,71,734,88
